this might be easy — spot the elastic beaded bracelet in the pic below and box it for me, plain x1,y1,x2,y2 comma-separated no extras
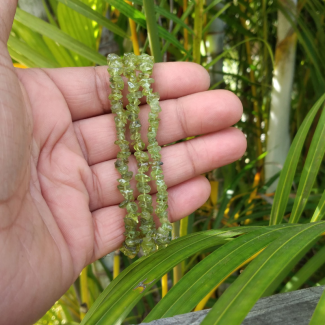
138,55,172,248
107,53,141,258
122,54,157,256
107,53,170,257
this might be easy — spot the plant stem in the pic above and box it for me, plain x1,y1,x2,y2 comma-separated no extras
125,1,140,55
161,273,168,297
143,0,162,62
113,250,120,279
193,0,204,64
172,221,182,285
80,266,89,320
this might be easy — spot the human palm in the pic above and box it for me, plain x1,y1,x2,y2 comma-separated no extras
0,3,245,325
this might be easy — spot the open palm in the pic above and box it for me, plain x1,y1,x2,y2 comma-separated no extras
0,3,245,325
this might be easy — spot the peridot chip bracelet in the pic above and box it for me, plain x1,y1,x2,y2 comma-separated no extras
107,53,172,258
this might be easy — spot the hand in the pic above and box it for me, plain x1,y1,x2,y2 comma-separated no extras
0,2,246,324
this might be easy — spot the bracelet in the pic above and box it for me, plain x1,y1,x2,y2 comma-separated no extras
107,53,171,258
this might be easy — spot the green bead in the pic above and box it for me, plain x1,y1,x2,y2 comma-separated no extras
115,160,128,174
126,104,140,114
157,192,168,201
155,204,168,214
151,168,163,180
147,92,160,102
158,210,168,219
107,67,123,76
127,91,142,101
141,210,152,220
149,120,159,128
162,222,173,231
107,53,121,64
148,112,159,120
139,202,153,212
135,173,151,182
136,183,151,193
120,244,138,258
119,200,129,208
157,227,169,236
109,76,124,90
126,202,138,213
117,178,129,186
111,102,123,112
117,151,131,159
130,120,142,131
138,194,152,202
122,171,133,181
147,144,161,154
108,93,123,101
126,212,140,222
134,151,149,162
134,140,145,151
128,81,140,92
156,179,167,191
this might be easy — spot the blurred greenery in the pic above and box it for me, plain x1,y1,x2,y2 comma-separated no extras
9,0,325,324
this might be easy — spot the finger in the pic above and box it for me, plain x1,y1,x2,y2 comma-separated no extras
0,0,18,43
74,90,243,165
41,62,210,121
90,175,210,261
87,127,246,211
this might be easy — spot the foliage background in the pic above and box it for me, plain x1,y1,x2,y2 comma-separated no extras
9,0,325,324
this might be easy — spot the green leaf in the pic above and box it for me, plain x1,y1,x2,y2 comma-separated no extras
311,189,325,222
42,35,78,67
161,3,194,55
200,222,325,325
80,228,261,325
56,0,129,39
309,288,325,325
144,224,300,321
131,0,193,34
8,46,38,68
281,244,325,293
205,38,274,70
12,20,58,63
213,152,267,228
8,34,60,68
14,8,107,66
289,103,325,223
104,0,186,53
202,3,231,35
269,93,325,225
204,0,224,13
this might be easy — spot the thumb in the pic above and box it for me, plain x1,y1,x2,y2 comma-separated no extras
0,1,32,226
0,1,18,43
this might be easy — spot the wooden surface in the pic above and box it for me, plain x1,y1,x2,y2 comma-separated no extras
140,286,325,325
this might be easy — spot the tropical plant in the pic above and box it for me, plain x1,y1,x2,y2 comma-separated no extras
9,0,325,324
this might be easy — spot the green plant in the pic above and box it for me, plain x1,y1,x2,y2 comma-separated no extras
11,1,325,324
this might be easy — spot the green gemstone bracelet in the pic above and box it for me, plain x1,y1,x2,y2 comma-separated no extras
107,53,172,258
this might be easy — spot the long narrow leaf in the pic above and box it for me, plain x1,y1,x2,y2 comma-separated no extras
130,0,193,34
309,288,325,325
144,224,300,321
56,0,129,39
200,222,325,325
104,0,186,53
8,34,60,68
8,46,38,68
289,104,325,223
281,244,325,293
80,228,260,325
311,189,325,222
269,93,325,225
14,8,107,66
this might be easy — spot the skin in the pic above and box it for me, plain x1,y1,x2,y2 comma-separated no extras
0,2,246,324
